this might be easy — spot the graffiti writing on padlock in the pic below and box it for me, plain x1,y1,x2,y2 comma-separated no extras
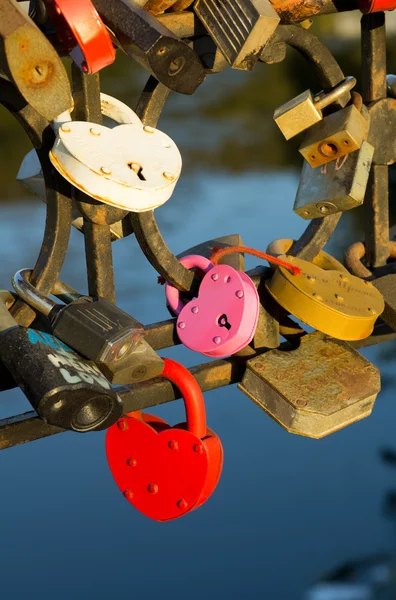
301,154,349,185
28,330,111,388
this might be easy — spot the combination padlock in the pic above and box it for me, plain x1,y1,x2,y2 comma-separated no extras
273,76,356,140
194,0,280,71
106,358,223,521
48,102,182,212
17,92,138,240
294,141,374,219
43,0,115,74
0,290,122,431
265,240,385,341
12,270,164,384
165,254,259,358
299,94,370,168
0,0,72,121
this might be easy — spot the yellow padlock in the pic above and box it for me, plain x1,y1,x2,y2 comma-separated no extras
265,239,384,341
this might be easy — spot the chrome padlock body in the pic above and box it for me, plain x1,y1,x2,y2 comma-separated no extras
273,76,356,140
194,0,280,71
299,104,370,168
294,141,374,219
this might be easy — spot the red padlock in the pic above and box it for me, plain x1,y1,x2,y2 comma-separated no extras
45,0,116,74
359,0,396,13
106,358,223,521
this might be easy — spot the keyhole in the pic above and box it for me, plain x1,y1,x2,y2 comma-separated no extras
218,314,231,330
128,162,146,180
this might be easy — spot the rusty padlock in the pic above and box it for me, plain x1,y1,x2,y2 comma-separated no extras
43,0,115,74
106,358,223,521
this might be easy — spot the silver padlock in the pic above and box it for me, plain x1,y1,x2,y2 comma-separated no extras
293,141,374,220
194,0,280,71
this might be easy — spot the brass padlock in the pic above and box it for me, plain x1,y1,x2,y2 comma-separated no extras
273,76,356,140
294,141,374,220
265,250,384,341
238,331,380,439
266,238,350,274
299,101,370,168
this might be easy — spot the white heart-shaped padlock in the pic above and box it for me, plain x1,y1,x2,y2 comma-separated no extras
16,93,144,237
49,102,182,213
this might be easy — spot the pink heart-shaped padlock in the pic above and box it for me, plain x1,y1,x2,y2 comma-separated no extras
165,254,259,358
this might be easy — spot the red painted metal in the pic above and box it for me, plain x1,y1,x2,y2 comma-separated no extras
47,0,116,74
105,358,223,521
359,0,396,13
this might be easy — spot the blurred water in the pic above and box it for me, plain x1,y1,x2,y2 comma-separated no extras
0,168,395,600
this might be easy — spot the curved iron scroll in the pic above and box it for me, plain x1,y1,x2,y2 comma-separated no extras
130,24,347,291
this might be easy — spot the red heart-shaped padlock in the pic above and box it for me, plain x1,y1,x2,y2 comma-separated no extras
106,359,223,521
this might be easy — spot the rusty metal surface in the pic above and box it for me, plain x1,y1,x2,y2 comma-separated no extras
239,331,380,439
269,0,358,23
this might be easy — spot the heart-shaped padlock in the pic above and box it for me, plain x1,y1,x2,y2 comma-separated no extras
49,116,182,212
106,358,223,521
165,254,259,358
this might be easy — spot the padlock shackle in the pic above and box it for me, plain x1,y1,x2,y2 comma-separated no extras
165,255,214,315
161,358,207,440
315,76,356,110
13,269,58,316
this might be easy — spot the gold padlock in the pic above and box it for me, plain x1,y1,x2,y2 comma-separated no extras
265,244,384,340
273,76,356,140
299,103,369,168
238,331,380,439
266,238,350,273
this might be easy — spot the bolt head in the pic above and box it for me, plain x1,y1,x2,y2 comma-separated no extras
60,124,71,133
163,171,174,181
178,321,186,329
211,273,219,281
213,336,221,345
101,166,112,175
118,420,128,431
144,126,155,134
127,458,137,467
148,484,159,494
236,290,244,299
124,490,134,500
193,444,204,455
177,499,188,510
191,306,199,314
90,127,101,136
168,440,179,451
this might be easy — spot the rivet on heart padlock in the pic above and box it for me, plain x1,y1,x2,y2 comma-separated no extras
165,254,260,358
105,358,223,521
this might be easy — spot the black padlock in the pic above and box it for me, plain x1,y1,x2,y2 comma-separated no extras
0,290,122,431
12,271,164,384
92,0,205,95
